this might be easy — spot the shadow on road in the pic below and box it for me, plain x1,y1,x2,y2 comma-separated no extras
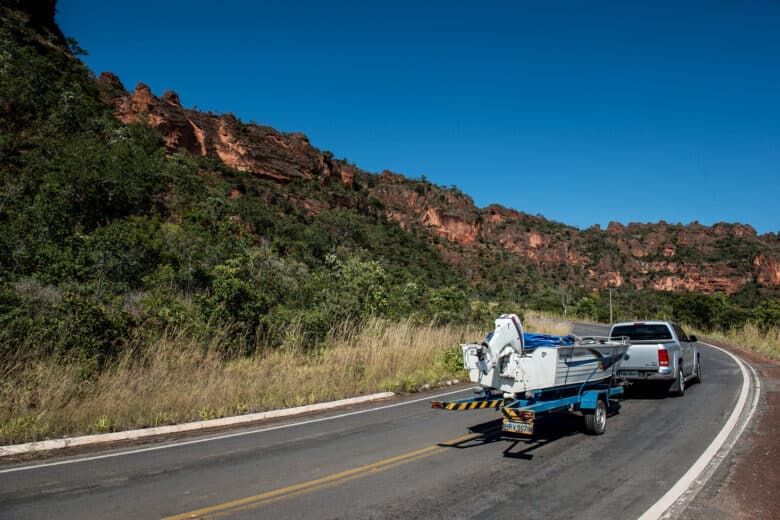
623,383,672,399
501,413,585,460
437,399,623,461
436,419,504,449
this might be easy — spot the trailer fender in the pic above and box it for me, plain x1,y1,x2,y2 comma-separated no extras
579,390,603,411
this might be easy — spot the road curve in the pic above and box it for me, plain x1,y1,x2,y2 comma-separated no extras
0,323,752,519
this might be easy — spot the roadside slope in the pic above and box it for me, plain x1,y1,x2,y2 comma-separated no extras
684,341,779,519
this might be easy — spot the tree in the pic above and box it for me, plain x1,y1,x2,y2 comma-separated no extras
557,285,572,317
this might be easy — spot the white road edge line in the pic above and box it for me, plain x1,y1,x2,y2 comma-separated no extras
0,387,470,474
637,342,761,520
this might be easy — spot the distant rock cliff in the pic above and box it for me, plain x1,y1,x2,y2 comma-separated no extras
96,76,779,296
97,75,355,188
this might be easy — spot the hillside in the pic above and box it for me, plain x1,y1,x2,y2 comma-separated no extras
101,78,780,299
1,0,779,373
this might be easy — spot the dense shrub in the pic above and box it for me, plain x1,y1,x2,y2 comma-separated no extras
425,286,469,324
46,293,131,369
753,299,780,331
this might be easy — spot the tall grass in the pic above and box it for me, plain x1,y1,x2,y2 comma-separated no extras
524,311,575,336
690,323,780,361
0,313,575,445
0,318,481,444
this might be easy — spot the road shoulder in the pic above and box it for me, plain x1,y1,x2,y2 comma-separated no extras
684,341,779,520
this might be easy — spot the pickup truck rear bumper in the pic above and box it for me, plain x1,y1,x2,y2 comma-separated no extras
617,369,674,381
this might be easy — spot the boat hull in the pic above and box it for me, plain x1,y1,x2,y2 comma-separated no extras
462,341,628,395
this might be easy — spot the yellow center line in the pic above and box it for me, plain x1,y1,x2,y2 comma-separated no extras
162,433,481,520
211,448,449,518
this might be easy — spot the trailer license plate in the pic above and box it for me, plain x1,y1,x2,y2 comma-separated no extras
503,420,533,435
619,370,639,378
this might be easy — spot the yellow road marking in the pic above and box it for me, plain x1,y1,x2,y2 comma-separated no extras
437,432,482,446
213,448,448,518
162,433,481,520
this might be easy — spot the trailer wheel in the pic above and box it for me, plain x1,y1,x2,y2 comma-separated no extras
584,399,607,435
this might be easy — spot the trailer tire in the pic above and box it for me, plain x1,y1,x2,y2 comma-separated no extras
584,399,607,435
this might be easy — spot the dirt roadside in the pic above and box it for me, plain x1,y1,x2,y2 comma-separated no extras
684,341,779,519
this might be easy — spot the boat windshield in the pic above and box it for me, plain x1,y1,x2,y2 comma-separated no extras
610,324,673,341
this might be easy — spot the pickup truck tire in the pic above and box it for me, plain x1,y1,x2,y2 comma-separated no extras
584,399,607,435
671,366,686,397
692,354,702,384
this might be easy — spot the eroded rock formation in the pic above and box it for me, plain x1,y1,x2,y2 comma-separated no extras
96,76,354,188
96,72,780,295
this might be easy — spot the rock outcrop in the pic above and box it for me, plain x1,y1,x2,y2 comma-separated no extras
755,255,780,286
96,77,354,188
95,72,780,296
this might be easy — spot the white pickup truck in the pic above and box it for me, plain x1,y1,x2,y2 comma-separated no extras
609,321,701,396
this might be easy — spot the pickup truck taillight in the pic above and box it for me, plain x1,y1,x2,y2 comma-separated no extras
658,348,669,367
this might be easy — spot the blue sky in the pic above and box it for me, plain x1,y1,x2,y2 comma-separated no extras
57,1,779,234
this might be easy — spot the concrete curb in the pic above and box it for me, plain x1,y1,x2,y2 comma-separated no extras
0,392,395,457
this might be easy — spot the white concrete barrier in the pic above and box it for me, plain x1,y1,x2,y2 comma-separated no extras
0,392,395,457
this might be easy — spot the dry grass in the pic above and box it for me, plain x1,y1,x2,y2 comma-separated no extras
523,311,574,336
0,312,576,445
0,318,484,444
691,323,780,361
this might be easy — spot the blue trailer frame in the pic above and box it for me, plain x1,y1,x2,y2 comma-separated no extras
432,379,624,436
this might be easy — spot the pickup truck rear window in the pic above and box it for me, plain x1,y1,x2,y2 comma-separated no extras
610,324,673,341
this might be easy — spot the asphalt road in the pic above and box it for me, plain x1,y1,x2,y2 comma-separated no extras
0,323,747,519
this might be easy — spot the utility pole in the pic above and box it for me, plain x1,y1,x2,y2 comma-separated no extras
608,287,613,324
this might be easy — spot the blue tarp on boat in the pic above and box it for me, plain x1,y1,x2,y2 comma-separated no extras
523,333,575,349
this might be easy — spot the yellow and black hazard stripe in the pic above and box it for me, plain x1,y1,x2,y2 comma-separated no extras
431,399,504,411
502,408,535,422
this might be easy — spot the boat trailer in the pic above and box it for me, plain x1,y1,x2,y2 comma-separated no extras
432,380,624,436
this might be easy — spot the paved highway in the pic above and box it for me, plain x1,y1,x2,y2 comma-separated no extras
0,323,751,519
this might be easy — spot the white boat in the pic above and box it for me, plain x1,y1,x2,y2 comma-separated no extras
461,314,629,396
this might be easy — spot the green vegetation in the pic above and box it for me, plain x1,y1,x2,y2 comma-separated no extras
0,11,512,443
0,15,482,364
535,284,779,335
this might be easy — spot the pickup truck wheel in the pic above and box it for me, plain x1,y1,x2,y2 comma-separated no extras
584,399,607,435
671,366,686,397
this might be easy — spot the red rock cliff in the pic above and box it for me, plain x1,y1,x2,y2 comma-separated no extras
95,73,780,296
96,75,354,188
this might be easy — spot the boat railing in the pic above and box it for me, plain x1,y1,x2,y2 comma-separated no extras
574,335,630,346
